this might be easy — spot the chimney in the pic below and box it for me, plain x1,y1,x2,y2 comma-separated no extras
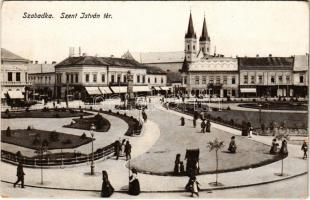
269,54,272,57
35,61,38,64
52,61,57,64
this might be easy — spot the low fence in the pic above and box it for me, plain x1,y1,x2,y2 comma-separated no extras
1,143,115,168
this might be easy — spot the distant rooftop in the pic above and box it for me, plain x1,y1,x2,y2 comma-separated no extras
189,57,238,72
146,65,167,75
238,57,294,70
1,48,29,63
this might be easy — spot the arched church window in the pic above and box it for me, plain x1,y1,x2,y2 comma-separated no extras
187,45,190,50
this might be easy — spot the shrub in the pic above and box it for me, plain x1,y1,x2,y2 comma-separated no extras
99,108,103,112
227,106,231,110
49,131,60,142
230,119,234,125
124,113,127,116
80,133,87,140
116,111,120,115
216,117,222,122
5,109,9,114
61,107,66,112
6,126,11,137
94,114,105,130
25,107,30,112
90,106,93,111
27,126,31,131
69,109,75,113
32,137,40,145
70,121,74,125
42,139,49,147
62,139,72,145
80,115,83,119
108,109,112,113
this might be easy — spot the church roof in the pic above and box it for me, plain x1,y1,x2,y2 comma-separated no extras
293,55,309,71
238,57,294,70
146,65,167,75
199,16,210,42
1,48,29,63
180,57,190,73
167,71,182,83
189,57,238,72
185,13,196,39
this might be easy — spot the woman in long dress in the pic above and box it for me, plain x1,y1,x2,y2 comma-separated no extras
101,171,114,197
128,168,140,195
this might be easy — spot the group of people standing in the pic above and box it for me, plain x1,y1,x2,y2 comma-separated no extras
101,168,140,197
269,138,288,157
114,138,132,161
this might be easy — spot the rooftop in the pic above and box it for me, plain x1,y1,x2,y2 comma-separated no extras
1,48,29,63
146,65,167,75
131,51,184,64
189,57,238,72
238,57,294,70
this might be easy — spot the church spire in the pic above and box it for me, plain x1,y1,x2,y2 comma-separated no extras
199,15,210,41
185,12,196,39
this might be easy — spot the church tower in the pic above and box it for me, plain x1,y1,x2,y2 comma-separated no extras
199,15,211,56
185,12,197,62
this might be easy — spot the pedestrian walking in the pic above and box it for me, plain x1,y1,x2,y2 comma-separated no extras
142,110,147,122
193,118,197,128
125,141,132,161
301,140,308,159
101,170,114,197
173,154,181,175
128,168,140,195
269,138,279,155
180,117,185,126
206,119,211,133
114,139,121,160
248,126,253,138
200,119,206,133
13,162,25,188
279,140,288,157
228,136,237,153
185,176,200,197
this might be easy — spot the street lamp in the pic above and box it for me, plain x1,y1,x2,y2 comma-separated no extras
258,103,262,125
90,123,96,175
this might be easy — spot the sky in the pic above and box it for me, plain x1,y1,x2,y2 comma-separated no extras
1,1,309,63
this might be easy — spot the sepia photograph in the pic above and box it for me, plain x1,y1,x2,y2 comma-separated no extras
0,1,309,199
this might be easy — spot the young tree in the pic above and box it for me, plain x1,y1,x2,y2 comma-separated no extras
207,138,225,186
275,133,289,176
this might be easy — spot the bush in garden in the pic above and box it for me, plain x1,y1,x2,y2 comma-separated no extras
108,109,112,113
62,139,72,144
80,115,83,119
61,107,66,112
25,107,30,112
6,126,11,137
230,119,234,125
227,106,231,110
80,133,87,140
27,126,31,131
5,109,9,114
16,151,22,157
94,114,105,130
42,139,49,147
49,131,60,142
32,137,40,145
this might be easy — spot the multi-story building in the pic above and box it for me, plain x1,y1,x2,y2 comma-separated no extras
186,57,239,97
1,48,30,104
238,56,294,97
292,54,309,97
53,54,167,100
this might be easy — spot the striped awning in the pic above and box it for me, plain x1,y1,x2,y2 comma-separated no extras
85,87,101,95
133,86,151,92
8,91,24,99
160,86,170,90
111,86,127,93
240,88,257,93
99,87,112,94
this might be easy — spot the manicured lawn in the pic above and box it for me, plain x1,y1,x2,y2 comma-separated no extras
170,103,308,129
130,109,281,176
1,129,92,150
239,102,307,111
63,114,111,132
1,108,92,119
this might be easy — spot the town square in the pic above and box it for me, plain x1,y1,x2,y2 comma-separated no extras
0,1,309,199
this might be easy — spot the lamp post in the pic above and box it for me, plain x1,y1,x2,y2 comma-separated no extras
90,123,96,175
258,103,262,125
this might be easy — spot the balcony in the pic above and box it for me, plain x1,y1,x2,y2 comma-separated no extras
1,81,32,86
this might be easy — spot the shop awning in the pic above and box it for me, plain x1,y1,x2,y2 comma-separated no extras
85,87,101,95
132,86,151,92
99,87,112,94
240,88,257,93
8,91,24,99
111,86,127,93
160,86,171,90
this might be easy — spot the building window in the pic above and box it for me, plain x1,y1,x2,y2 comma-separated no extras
232,76,236,84
209,76,214,84
286,75,290,84
202,76,207,84
71,74,74,83
101,74,105,83
278,76,283,84
111,75,115,83
93,74,97,83
16,72,20,82
49,76,51,84
195,76,199,85
223,76,227,84
25,72,28,82
85,74,90,83
137,75,140,83
155,77,157,83
8,72,12,82
202,47,205,52
187,45,190,50
66,74,70,83
216,76,220,84
161,77,164,84
45,76,47,84
250,76,255,84
258,75,263,84
75,74,78,83
143,76,146,83
193,45,195,50
244,75,248,84
123,75,127,83
148,77,150,83
117,74,121,83
271,76,275,84
300,75,304,83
